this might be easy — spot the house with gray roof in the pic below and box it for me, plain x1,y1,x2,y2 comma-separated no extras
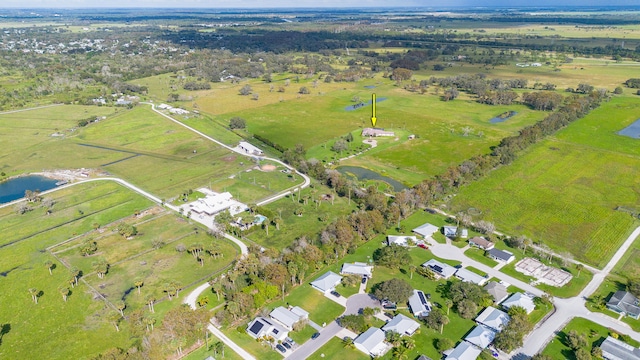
484,282,509,304
600,335,640,360
354,327,389,357
464,325,497,349
455,267,488,286
607,291,640,320
413,223,439,238
310,271,342,294
341,262,373,277
408,290,432,318
382,314,420,336
423,259,456,279
444,341,482,360
488,248,515,264
502,292,536,314
269,306,308,330
443,226,468,239
475,306,510,332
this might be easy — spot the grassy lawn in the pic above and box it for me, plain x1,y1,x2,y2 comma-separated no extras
450,97,640,268
0,181,156,359
222,326,282,360
586,276,640,332
399,210,450,244
541,317,640,360
245,184,359,249
307,337,370,360
464,247,499,267
289,324,318,344
183,341,243,360
271,284,345,325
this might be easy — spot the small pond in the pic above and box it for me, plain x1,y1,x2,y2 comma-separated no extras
364,85,376,89
617,119,640,139
344,97,388,111
0,175,59,204
336,166,408,192
489,111,517,124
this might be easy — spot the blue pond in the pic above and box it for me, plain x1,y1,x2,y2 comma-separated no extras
618,119,640,139
344,97,387,111
489,111,517,124
0,175,59,204
364,85,376,89
336,166,407,192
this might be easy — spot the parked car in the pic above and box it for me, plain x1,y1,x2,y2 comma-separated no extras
282,342,292,350
286,337,296,345
417,243,428,250
311,332,321,339
276,344,286,353
330,290,341,297
361,276,367,284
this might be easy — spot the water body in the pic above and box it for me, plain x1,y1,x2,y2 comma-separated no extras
0,175,59,204
364,85,376,89
336,166,408,192
618,119,640,139
344,97,388,111
489,111,517,124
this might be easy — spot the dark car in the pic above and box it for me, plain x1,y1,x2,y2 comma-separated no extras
311,332,321,339
361,276,367,284
330,290,341,297
282,342,292,350
276,344,287,353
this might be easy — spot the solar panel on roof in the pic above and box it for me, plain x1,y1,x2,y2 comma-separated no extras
432,265,443,272
249,322,264,335
417,291,427,305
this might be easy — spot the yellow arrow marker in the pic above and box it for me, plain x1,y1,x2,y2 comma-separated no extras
371,93,377,127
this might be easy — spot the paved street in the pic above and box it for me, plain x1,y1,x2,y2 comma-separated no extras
286,321,342,360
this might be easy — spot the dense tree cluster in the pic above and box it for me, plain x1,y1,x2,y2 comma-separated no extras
493,307,533,352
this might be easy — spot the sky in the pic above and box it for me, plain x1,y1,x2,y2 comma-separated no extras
0,0,637,8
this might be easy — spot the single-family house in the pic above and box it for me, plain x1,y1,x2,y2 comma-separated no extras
341,262,373,278
246,317,288,341
310,271,342,293
408,290,432,317
443,226,468,239
362,127,395,137
387,235,417,247
600,335,640,360
354,327,389,357
444,341,482,360
189,192,246,216
502,293,536,314
475,306,510,332
607,291,640,320
488,248,516,264
417,356,433,360
422,259,456,279
382,314,420,336
455,268,488,286
412,222,439,238
238,141,264,156
269,306,308,330
484,282,509,304
468,237,494,250
464,325,497,349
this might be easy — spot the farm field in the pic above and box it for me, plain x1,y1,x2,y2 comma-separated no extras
0,181,155,359
450,96,640,267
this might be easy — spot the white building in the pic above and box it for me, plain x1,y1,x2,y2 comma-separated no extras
382,314,420,336
341,262,373,278
422,259,457,279
444,341,482,360
408,289,432,317
354,327,389,357
310,271,342,293
412,222,439,238
443,226,468,238
269,306,309,330
238,141,264,156
246,317,288,341
188,192,246,216
475,306,510,332
387,235,417,247
455,268,488,286
502,293,536,314
464,325,496,349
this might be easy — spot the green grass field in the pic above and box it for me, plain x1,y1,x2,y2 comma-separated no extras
308,337,370,360
450,96,640,267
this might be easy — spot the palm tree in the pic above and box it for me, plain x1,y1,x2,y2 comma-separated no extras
213,342,225,358
108,312,122,332
144,317,156,332
445,299,453,315
44,260,54,275
29,288,39,304
134,279,144,294
343,337,354,348
93,259,109,279
402,338,415,350
392,346,408,360
576,263,584,278
70,267,80,287
59,286,70,302
273,216,282,230
146,295,156,313
163,283,177,300
409,265,416,279
211,281,223,301
115,301,126,316
227,301,240,321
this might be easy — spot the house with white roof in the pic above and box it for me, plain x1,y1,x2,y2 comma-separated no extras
443,226,468,238
468,237,494,251
382,314,420,336
310,271,342,294
246,317,288,341
387,235,417,247
408,290,432,317
475,306,510,332
341,262,373,277
238,141,264,156
444,341,482,360
422,259,456,279
269,306,309,330
502,293,536,314
188,192,247,216
412,222,439,238
354,327,389,357
464,325,496,349
455,268,488,286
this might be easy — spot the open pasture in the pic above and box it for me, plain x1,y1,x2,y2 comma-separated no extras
0,181,154,359
450,97,640,267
